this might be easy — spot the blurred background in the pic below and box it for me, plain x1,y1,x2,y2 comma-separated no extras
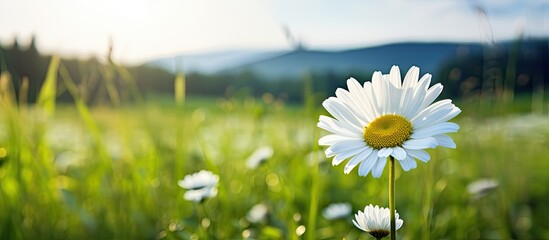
0,0,549,239
1,0,548,105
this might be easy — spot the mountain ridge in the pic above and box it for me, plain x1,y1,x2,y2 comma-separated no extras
146,41,488,78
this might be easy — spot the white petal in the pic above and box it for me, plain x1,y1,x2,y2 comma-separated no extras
418,73,432,90
344,147,374,174
322,99,363,131
398,156,417,171
335,88,368,125
404,76,429,118
396,218,404,229
390,146,407,161
411,99,453,125
411,122,460,139
420,83,443,110
352,219,364,232
406,149,431,162
331,146,366,166
387,81,403,114
377,148,393,158
413,103,458,129
325,139,365,157
357,149,379,176
318,115,361,138
347,78,377,122
402,137,437,150
402,66,419,89
434,134,457,148
362,81,381,117
371,71,386,114
371,157,387,178
389,65,402,88
399,85,417,118
318,134,357,146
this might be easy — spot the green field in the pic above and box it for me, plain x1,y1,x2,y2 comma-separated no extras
1,87,548,240
1,58,549,239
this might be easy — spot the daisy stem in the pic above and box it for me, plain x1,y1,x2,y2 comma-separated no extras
389,156,396,240
196,203,209,238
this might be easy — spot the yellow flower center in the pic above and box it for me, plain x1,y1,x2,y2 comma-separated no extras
363,114,412,149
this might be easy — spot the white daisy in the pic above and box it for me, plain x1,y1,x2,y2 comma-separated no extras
246,203,269,223
467,178,498,200
352,204,403,239
322,202,352,220
318,66,461,178
306,150,327,166
178,170,219,203
178,170,219,190
245,146,274,169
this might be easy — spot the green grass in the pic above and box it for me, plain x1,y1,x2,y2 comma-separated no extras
1,93,548,239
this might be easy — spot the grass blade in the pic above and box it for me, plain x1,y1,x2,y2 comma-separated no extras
37,56,60,117
175,73,186,106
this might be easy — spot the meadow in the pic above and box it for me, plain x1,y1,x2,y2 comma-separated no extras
1,67,549,240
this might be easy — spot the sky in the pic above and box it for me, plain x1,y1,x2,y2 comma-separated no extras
1,0,548,64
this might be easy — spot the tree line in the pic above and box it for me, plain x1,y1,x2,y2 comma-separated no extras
1,37,547,106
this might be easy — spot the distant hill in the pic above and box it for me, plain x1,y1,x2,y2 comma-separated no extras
147,49,290,74
147,42,485,79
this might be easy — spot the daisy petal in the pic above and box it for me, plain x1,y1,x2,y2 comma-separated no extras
318,115,361,138
406,149,431,162
413,102,461,128
357,149,379,176
378,148,393,158
390,146,407,161
398,157,417,171
371,157,387,178
318,134,357,146
322,98,363,131
325,139,365,157
411,122,460,139
335,88,368,125
344,147,374,174
389,65,402,88
332,146,367,166
402,137,437,150
402,66,419,89
347,78,377,122
411,99,453,125
420,83,443,110
434,134,457,148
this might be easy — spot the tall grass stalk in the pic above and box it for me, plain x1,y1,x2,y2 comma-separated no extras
175,73,186,106
18,77,29,107
115,65,144,103
37,55,60,117
99,64,121,106
304,71,320,240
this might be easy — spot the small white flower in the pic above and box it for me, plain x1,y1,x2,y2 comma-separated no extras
467,178,498,199
54,150,86,172
184,187,218,203
245,146,273,169
178,170,219,203
178,170,219,190
353,204,403,239
322,202,352,220
246,203,269,223
306,150,327,166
